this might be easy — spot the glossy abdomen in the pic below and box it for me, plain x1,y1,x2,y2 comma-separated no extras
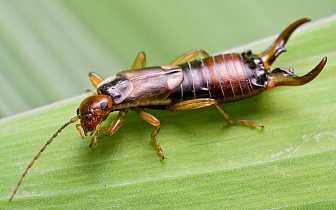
169,53,268,103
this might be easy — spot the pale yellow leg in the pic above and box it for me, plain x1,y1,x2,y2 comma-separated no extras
137,108,165,160
89,51,146,88
89,72,104,88
168,98,216,110
106,110,128,135
132,51,147,70
170,49,210,65
88,110,128,148
169,98,264,129
214,102,264,130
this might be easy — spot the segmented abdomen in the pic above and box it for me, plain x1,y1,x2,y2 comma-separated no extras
168,53,267,103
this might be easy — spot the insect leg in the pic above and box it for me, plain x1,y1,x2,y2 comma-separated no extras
106,110,128,135
169,98,263,129
170,49,210,65
168,98,217,110
88,110,128,147
89,123,104,148
214,102,264,130
132,51,146,70
89,72,104,88
137,108,165,160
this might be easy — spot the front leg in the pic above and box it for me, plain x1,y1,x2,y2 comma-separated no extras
88,110,128,148
105,110,128,135
89,72,104,88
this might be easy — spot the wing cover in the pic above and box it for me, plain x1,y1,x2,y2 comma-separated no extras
118,66,183,101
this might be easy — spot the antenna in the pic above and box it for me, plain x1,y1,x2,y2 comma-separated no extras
9,116,79,202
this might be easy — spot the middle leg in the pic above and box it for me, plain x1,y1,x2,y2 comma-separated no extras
137,108,165,160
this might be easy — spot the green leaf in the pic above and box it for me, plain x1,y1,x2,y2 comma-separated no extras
1,16,336,209
2,0,336,118
0,1,125,117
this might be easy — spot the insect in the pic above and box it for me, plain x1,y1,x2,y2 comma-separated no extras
9,18,327,201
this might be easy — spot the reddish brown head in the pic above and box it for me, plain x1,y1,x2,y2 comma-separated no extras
9,95,113,202
9,95,114,202
77,95,113,136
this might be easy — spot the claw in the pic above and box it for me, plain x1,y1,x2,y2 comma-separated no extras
267,57,327,89
259,18,311,68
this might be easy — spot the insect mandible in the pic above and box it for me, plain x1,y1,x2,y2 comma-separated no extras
9,18,327,201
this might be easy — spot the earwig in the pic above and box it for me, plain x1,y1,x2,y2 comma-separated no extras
10,18,327,201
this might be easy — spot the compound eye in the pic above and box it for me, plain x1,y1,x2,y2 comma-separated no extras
76,108,80,115
100,102,109,111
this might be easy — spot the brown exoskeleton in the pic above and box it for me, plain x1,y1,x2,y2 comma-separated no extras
9,18,327,202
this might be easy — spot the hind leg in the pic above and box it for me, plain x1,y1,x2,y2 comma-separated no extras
169,98,264,130
170,49,210,65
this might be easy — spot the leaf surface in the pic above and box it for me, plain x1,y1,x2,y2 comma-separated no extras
1,16,336,209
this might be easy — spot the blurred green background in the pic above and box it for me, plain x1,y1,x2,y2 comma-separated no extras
0,0,335,118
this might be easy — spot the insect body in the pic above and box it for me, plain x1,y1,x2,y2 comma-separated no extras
10,18,327,201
